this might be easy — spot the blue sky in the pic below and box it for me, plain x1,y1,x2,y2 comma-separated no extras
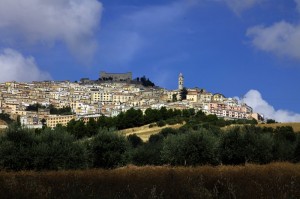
0,0,300,121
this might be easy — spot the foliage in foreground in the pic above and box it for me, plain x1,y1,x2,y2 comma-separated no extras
0,163,299,199
1,120,300,171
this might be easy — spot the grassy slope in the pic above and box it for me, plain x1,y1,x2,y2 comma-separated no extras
0,120,7,130
258,123,300,132
120,122,300,141
120,123,184,141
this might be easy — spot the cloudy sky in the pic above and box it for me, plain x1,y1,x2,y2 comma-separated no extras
0,0,300,122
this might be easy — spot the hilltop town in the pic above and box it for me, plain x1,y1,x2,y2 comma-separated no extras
0,72,261,129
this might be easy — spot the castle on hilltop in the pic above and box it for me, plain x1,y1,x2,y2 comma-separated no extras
99,71,132,82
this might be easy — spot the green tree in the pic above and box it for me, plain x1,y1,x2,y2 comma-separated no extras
131,141,163,166
219,127,246,165
127,134,143,148
243,126,273,164
159,107,168,120
144,108,162,124
293,135,300,162
266,119,276,124
172,94,177,102
41,118,47,128
116,112,126,129
86,118,98,136
159,128,179,137
26,103,45,112
0,113,13,124
34,127,87,170
161,130,218,166
180,87,188,100
272,126,297,161
67,119,87,139
124,108,144,128
0,124,36,170
140,75,155,87
89,130,129,168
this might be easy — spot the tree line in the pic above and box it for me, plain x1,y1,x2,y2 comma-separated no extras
25,103,72,115
63,107,257,139
0,107,299,171
0,122,299,171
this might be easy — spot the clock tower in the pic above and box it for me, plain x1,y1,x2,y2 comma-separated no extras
178,73,184,90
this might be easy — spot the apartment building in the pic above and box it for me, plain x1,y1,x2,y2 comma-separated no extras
46,115,75,128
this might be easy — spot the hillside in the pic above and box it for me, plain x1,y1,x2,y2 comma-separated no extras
120,123,184,141
120,121,300,141
0,119,7,129
258,123,300,132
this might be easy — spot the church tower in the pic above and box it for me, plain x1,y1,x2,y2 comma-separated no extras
178,73,184,90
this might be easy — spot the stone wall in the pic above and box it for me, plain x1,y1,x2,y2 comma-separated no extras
99,71,132,81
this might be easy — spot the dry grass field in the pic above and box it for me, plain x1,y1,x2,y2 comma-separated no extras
0,163,300,199
258,123,300,132
120,122,300,141
0,120,7,130
120,123,184,141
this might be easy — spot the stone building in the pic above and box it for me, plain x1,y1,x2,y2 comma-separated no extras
99,71,132,82
178,73,184,90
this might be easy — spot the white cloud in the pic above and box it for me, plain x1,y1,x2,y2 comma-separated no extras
0,48,51,82
125,1,188,29
295,0,300,12
215,0,263,14
246,0,300,61
242,90,300,122
0,0,102,61
247,21,300,60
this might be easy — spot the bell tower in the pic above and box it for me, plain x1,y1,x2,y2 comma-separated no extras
178,73,184,90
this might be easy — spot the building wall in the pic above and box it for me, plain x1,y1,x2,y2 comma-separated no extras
46,115,75,128
178,73,184,90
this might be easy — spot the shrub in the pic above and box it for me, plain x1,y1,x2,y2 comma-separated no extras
0,125,36,170
148,123,156,128
33,128,87,170
127,134,143,148
159,128,179,137
130,142,163,165
219,127,246,165
161,130,219,166
243,131,273,164
219,126,274,165
272,126,297,161
156,120,166,127
89,130,129,168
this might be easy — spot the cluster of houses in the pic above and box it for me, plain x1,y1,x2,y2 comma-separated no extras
0,72,262,129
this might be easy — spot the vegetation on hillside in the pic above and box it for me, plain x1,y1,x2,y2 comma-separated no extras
0,107,300,171
25,103,72,115
135,75,155,87
0,113,13,124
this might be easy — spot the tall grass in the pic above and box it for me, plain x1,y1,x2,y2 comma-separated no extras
0,162,299,199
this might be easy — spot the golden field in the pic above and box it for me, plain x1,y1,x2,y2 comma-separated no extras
0,163,300,199
258,123,300,132
120,123,184,141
